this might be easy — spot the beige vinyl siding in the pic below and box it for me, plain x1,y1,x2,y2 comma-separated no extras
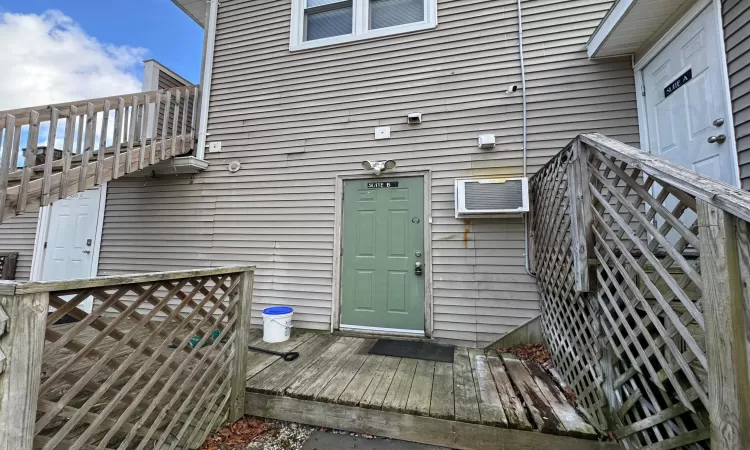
98,0,638,347
723,0,750,189
0,213,39,280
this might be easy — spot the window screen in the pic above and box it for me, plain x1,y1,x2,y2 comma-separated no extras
370,0,425,30
305,0,353,41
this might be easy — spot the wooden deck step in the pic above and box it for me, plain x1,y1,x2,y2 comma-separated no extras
244,333,604,444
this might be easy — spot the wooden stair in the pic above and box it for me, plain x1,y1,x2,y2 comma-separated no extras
0,85,199,222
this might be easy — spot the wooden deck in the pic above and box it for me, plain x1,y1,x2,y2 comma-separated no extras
244,332,619,450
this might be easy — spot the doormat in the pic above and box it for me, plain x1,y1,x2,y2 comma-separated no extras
368,339,454,363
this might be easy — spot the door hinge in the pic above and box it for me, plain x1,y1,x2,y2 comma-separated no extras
641,85,646,96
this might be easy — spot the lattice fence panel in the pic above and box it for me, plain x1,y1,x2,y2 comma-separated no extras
530,138,712,448
35,273,243,450
530,144,609,431
587,147,710,449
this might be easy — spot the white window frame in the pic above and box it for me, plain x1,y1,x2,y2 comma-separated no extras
290,0,438,51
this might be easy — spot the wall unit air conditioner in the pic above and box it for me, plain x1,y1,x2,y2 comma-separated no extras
455,178,529,218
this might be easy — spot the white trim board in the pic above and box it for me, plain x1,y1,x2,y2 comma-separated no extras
587,0,636,58
632,0,740,188
30,183,108,282
331,170,433,338
289,0,438,52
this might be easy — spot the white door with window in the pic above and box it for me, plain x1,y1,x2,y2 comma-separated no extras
41,187,103,311
642,5,737,186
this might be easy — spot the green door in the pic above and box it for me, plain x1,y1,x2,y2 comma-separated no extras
340,178,425,332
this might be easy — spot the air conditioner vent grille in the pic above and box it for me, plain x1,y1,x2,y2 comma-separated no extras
464,180,524,210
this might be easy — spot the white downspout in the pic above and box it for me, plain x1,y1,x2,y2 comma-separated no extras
196,0,219,160
516,0,535,277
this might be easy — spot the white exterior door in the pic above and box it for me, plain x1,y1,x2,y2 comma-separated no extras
42,188,103,289
643,5,736,185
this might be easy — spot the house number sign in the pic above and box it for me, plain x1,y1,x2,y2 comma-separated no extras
367,181,399,188
664,69,692,98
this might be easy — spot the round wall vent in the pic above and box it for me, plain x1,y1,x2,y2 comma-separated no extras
228,161,241,173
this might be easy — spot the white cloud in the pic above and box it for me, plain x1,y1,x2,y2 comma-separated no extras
0,10,147,111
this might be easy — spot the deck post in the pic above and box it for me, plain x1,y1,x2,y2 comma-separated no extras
697,200,750,450
567,138,594,292
0,291,49,449
229,270,254,421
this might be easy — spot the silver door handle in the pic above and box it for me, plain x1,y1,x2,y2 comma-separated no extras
707,135,726,144
713,118,725,127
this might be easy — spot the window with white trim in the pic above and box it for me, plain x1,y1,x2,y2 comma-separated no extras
290,0,438,51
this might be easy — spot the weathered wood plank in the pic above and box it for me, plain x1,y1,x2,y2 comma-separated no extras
245,332,315,380
697,200,750,450
77,103,95,192
16,265,254,294
567,138,594,292
247,393,621,450
316,339,374,403
429,361,454,420
94,100,109,186
486,354,532,430
336,354,385,406
58,106,77,198
0,292,49,449
404,359,434,416
150,93,162,166
160,91,172,161
17,110,39,214
41,107,59,207
246,334,337,394
580,132,750,224
502,353,566,435
468,349,508,427
125,96,138,174
110,99,124,179
287,337,362,400
453,347,481,424
524,361,596,438
359,356,400,409
138,94,151,171
0,115,16,223
229,270,253,421
382,358,418,413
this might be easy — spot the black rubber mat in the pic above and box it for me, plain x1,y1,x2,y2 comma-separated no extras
368,339,454,363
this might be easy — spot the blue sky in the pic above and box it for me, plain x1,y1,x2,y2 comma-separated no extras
0,0,203,83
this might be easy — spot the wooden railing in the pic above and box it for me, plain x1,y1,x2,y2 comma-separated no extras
0,252,18,280
0,84,199,222
0,265,254,449
530,133,750,450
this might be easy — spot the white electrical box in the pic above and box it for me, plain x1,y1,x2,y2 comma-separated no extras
374,126,391,140
455,178,529,218
208,141,222,153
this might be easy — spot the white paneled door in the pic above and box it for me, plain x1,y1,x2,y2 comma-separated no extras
42,187,103,312
643,5,736,186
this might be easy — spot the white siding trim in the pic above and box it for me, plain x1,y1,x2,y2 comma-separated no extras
712,0,741,188
289,0,438,52
196,0,219,160
587,0,634,58
331,171,433,337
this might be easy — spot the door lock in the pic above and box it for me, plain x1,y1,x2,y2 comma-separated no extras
707,135,727,144
713,118,725,127
414,261,423,276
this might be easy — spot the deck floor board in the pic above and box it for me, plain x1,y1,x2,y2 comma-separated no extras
245,332,602,442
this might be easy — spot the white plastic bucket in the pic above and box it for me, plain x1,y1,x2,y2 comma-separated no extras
262,306,293,343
